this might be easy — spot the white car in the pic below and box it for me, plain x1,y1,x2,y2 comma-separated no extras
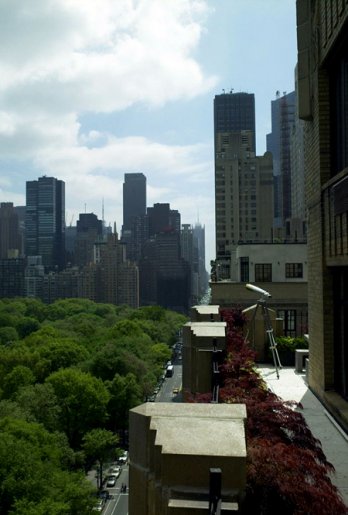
106,475,117,487
109,466,121,477
93,499,104,512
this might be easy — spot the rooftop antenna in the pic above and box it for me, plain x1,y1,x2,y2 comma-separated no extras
84,203,86,214
102,198,104,224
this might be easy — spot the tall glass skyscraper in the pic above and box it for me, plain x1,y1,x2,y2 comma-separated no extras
25,176,65,270
122,173,146,232
266,91,296,226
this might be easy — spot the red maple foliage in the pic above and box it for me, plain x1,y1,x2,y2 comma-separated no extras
192,308,347,515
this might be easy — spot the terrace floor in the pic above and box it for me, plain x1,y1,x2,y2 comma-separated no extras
258,365,348,508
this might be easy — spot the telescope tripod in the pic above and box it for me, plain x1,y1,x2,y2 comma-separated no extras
245,297,282,379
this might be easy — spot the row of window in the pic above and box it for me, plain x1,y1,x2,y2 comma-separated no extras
240,260,304,282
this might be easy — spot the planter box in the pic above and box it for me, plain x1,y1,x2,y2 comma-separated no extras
277,349,295,366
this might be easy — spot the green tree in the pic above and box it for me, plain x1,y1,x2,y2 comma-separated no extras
15,383,62,431
0,326,19,345
16,316,41,338
2,365,36,399
0,399,31,421
46,368,110,448
82,428,119,489
0,417,95,514
106,373,142,431
36,338,89,376
149,343,172,364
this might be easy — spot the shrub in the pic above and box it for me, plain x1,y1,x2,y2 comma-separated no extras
275,336,308,352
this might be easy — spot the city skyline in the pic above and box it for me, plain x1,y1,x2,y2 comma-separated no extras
0,0,297,265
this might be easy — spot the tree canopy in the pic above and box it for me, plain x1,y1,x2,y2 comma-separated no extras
0,297,186,513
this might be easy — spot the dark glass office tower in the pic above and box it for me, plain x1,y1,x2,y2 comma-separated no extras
25,176,65,270
122,173,146,231
122,173,147,262
266,91,296,226
75,213,103,267
214,91,256,151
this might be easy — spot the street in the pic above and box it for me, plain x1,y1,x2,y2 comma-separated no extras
156,361,182,403
97,464,129,515
93,361,182,514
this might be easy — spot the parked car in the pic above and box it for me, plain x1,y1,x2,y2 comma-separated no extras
106,475,117,487
109,465,121,477
92,499,104,512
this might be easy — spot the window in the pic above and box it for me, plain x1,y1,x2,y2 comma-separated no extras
255,263,272,282
277,309,296,337
240,257,249,282
285,263,303,278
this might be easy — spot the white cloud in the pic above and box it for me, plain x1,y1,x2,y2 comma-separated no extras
0,0,217,263
0,0,216,120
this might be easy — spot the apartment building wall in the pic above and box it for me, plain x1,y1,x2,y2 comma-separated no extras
296,0,348,428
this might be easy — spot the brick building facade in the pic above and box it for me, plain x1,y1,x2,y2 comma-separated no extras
296,0,348,429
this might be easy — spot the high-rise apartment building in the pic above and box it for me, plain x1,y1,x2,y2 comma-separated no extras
214,130,273,279
94,231,139,308
214,92,274,279
267,91,296,226
25,176,65,270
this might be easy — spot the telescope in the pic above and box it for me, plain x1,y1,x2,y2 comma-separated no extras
246,283,271,298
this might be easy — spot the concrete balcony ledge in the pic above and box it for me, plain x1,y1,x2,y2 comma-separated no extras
129,403,247,514
168,498,238,513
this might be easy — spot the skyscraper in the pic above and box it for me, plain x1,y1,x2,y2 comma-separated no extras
75,212,103,268
0,202,21,258
122,173,146,262
214,92,263,279
214,128,273,279
266,91,296,226
122,173,146,232
214,91,256,151
147,203,181,237
25,176,65,270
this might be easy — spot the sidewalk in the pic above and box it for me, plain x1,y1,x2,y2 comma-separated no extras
258,365,348,508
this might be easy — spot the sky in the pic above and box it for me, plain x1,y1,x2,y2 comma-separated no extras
0,0,297,266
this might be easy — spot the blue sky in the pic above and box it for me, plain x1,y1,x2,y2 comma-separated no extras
0,0,297,265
